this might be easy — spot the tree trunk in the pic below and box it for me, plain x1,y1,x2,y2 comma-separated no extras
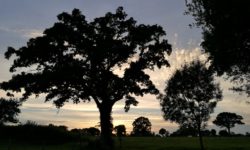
198,127,205,150
227,127,231,136
99,103,114,149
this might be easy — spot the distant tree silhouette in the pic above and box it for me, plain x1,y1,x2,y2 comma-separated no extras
87,127,100,136
114,125,126,148
213,112,244,135
201,129,210,136
218,130,229,137
132,116,152,136
0,123,76,144
185,0,250,96
0,98,20,125
159,60,222,150
24,120,38,126
171,125,197,137
159,128,169,137
210,129,216,136
246,132,250,137
72,127,100,136
0,7,171,148
114,125,126,136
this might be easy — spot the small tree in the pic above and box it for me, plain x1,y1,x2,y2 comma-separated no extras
159,60,222,150
0,7,171,148
114,125,126,148
159,128,169,137
213,112,244,135
114,125,126,137
132,116,152,136
0,98,21,125
210,129,216,136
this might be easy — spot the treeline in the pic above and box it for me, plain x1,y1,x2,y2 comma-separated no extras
1,118,249,146
0,122,73,144
167,127,250,137
0,121,98,144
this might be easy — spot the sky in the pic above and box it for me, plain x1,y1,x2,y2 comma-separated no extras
0,0,249,134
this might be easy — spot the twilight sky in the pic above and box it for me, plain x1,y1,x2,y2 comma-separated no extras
0,0,249,134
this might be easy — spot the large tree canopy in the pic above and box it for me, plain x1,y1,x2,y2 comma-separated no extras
185,0,250,96
0,98,21,125
213,112,244,135
0,7,171,148
159,60,222,150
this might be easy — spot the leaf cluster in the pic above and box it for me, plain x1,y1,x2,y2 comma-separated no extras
0,98,21,125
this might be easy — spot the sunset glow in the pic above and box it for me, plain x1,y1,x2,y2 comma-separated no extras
0,0,249,135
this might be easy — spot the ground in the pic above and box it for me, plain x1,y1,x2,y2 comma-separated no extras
1,137,250,150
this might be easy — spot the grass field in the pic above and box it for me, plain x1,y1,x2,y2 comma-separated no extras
0,137,250,150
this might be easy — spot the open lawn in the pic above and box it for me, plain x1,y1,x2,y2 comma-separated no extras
118,137,250,150
0,137,250,150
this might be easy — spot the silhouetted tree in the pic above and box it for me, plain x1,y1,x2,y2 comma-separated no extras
0,98,20,125
246,132,250,137
213,112,244,135
0,123,76,144
114,125,126,148
159,61,222,150
185,0,250,96
201,129,210,136
171,125,197,137
159,128,169,137
0,7,171,148
210,129,216,136
87,127,101,136
218,130,229,137
132,116,152,136
24,120,38,126
70,128,82,134
114,125,126,136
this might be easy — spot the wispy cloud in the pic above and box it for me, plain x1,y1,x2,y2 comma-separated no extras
22,29,43,38
145,47,209,93
0,26,43,38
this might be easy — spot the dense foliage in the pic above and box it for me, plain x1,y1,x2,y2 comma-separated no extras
0,98,20,125
114,125,126,136
185,0,250,96
132,116,152,136
0,123,78,144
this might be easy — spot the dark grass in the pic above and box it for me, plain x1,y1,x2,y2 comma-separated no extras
0,137,250,150
115,137,250,150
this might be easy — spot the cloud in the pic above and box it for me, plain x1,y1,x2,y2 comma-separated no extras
0,26,43,38
145,47,209,93
22,29,43,38
0,54,12,81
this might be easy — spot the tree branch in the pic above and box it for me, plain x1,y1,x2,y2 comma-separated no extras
92,96,101,108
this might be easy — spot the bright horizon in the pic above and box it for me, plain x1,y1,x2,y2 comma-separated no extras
0,0,249,134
